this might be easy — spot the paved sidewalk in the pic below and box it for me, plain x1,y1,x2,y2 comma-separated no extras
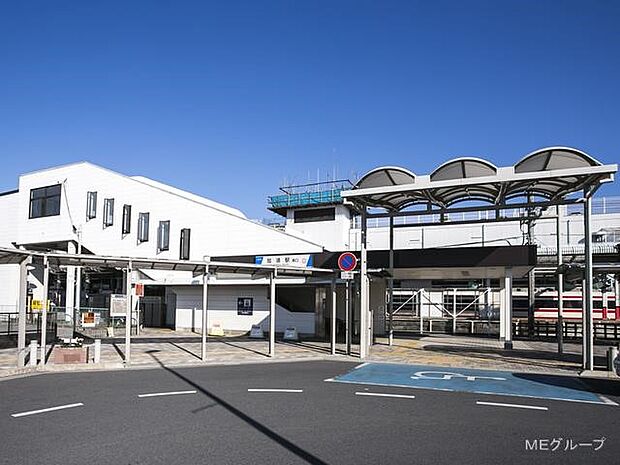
370,334,617,375
1,329,617,379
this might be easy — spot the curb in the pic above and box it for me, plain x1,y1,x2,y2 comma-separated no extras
0,355,357,380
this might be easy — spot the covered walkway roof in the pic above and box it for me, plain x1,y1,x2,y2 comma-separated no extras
343,147,617,211
0,247,334,276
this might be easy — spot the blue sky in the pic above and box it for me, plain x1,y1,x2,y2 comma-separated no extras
1,0,618,219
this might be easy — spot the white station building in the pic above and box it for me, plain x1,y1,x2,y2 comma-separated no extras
0,147,619,355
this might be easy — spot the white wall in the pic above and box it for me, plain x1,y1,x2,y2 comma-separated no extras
0,192,20,309
362,209,620,250
285,205,351,251
16,162,324,257
168,284,315,334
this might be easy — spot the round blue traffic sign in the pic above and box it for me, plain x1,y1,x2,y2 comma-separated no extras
338,252,358,271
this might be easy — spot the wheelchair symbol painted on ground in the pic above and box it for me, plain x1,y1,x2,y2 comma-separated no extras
410,371,507,382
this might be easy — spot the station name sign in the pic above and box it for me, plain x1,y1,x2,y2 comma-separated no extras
255,254,314,268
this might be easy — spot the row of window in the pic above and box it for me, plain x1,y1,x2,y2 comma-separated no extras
29,184,192,260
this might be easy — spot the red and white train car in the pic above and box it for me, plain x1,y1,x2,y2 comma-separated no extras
512,290,618,321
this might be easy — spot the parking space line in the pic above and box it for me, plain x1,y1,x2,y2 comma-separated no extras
355,392,415,399
247,389,303,393
138,390,197,398
11,403,84,418
476,401,548,411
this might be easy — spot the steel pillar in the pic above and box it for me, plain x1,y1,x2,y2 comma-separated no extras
504,268,513,350
124,262,132,366
556,206,564,354
65,242,76,325
583,194,594,370
388,214,394,346
40,256,49,365
330,278,337,356
17,257,31,368
201,263,209,361
359,210,369,359
269,271,276,357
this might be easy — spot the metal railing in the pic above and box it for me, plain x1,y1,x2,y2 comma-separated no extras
353,196,620,229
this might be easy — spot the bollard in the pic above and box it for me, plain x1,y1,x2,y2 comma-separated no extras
607,346,618,373
29,341,38,367
94,339,101,364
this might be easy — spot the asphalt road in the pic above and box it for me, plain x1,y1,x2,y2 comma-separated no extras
0,360,619,465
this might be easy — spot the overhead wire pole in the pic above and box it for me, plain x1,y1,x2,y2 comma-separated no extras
556,206,564,354
40,255,49,365
583,190,594,371
201,260,210,362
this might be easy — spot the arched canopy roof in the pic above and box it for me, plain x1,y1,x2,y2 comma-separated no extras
345,146,616,211
430,158,497,181
355,166,416,189
354,167,424,210
514,147,600,173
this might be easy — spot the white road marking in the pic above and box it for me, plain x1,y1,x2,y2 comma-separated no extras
354,363,368,370
138,390,197,398
598,395,619,406
355,392,415,399
11,403,84,418
247,389,303,393
476,401,548,411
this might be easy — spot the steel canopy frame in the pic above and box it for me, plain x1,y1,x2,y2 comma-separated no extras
342,146,617,370
0,247,333,368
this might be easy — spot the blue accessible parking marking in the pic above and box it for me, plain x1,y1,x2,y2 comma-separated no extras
328,363,615,405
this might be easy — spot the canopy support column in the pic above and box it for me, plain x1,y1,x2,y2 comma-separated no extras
124,262,132,366
503,268,513,350
388,214,394,346
556,206,564,354
499,280,506,342
201,262,210,362
17,256,31,368
269,270,276,357
583,193,594,371
66,242,76,325
331,277,337,356
40,256,49,365
360,209,369,359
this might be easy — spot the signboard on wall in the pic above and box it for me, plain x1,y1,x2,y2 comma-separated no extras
255,254,313,268
237,297,254,315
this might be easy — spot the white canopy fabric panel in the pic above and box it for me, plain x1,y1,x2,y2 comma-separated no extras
346,146,616,211
515,147,600,173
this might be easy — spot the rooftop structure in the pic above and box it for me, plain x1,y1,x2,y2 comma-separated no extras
267,180,352,216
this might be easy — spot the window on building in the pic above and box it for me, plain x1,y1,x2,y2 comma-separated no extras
86,191,97,220
29,184,62,218
138,212,150,242
180,228,191,260
158,220,170,251
103,198,114,227
122,205,131,234
293,207,335,223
